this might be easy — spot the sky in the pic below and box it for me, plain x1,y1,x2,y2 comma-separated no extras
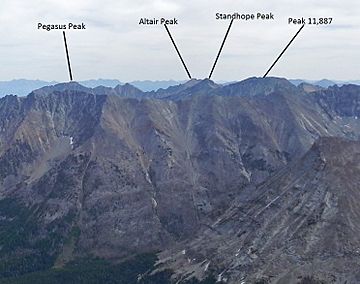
0,0,359,82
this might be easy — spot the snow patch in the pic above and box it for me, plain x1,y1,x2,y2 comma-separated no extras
151,197,158,208
145,171,152,184
204,261,210,272
300,113,325,134
240,168,251,182
217,271,227,282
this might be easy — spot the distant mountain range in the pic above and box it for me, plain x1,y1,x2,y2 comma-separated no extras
289,78,360,88
1,77,360,282
1,78,359,97
0,79,185,97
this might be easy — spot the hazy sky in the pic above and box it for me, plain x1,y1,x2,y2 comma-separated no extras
0,0,359,82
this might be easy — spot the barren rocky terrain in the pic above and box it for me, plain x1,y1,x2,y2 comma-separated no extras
0,77,359,283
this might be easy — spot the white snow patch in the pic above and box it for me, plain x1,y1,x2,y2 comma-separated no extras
240,168,251,182
204,261,210,272
151,197,158,208
300,113,326,134
145,171,152,184
255,196,280,216
217,271,227,282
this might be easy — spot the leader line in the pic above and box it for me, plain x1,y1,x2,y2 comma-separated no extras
63,31,73,81
164,24,192,80
209,18,234,79
263,24,305,78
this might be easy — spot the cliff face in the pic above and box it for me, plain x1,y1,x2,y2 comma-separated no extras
159,137,360,283
0,78,360,282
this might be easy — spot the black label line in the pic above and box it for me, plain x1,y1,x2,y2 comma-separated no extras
164,24,192,80
263,24,305,78
63,31,73,81
208,18,234,80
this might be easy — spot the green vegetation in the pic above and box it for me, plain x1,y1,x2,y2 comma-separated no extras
186,275,219,284
0,199,72,278
0,254,171,284
0,198,55,277
0,250,219,284
0,199,219,283
298,276,326,284
0,198,36,253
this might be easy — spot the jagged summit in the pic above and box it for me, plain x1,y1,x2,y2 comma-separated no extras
2,78,359,98
114,83,143,97
161,78,220,100
27,77,300,100
218,76,299,97
29,81,144,98
32,81,91,95
193,78,218,88
3,77,360,108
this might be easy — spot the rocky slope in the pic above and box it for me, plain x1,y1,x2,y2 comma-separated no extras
0,77,359,282
158,137,360,283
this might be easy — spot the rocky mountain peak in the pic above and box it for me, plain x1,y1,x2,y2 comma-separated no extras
114,83,143,97
192,78,218,89
218,76,300,97
32,81,91,95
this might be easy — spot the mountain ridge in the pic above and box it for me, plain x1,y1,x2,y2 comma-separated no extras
11,77,358,101
0,79,187,97
0,76,360,282
1,77,360,97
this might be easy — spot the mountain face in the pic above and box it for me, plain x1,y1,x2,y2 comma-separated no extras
0,78,360,283
158,137,360,283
